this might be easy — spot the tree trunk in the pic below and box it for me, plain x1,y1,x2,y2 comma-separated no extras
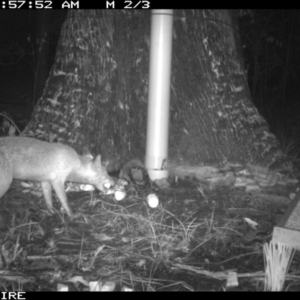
169,10,286,170
33,11,66,105
23,10,290,172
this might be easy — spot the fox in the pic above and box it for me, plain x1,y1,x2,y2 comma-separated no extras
0,137,115,218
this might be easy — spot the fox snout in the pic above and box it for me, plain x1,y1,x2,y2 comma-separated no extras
104,176,115,188
95,173,114,193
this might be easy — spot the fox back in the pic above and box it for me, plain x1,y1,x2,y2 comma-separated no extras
0,137,114,217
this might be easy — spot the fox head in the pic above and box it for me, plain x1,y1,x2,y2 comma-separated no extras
89,155,115,192
80,148,114,192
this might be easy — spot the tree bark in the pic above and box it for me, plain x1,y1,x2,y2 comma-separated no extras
23,10,290,172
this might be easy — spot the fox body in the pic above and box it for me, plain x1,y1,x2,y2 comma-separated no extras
0,137,114,217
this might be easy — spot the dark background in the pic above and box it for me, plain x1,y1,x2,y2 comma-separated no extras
0,10,66,130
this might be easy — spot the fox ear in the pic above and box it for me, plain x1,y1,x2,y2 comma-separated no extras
82,146,94,159
95,155,102,164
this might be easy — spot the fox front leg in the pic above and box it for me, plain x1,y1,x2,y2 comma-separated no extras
40,181,54,214
51,180,73,218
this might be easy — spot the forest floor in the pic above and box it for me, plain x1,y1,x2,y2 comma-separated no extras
0,177,300,291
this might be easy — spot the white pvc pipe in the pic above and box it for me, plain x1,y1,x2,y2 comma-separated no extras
145,9,173,180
